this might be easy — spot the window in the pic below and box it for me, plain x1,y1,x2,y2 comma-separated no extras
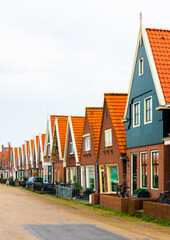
152,151,159,189
141,152,147,187
66,168,69,183
144,97,152,124
71,168,77,183
86,166,95,189
70,142,74,155
133,102,140,127
105,129,112,147
108,165,118,192
84,135,90,151
139,57,144,76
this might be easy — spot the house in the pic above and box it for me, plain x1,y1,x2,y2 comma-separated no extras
64,116,85,184
51,116,68,183
122,15,170,197
98,93,127,193
22,143,27,179
80,107,103,190
1,145,11,179
37,134,46,179
44,115,68,183
32,135,39,177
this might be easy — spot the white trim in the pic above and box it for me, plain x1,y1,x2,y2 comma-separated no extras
84,135,91,152
133,101,140,128
106,164,119,193
83,133,90,138
124,25,165,120
151,150,159,190
144,96,152,125
86,165,95,190
104,129,112,147
81,166,85,188
140,151,147,189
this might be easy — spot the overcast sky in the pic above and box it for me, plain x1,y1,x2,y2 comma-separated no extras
0,0,169,148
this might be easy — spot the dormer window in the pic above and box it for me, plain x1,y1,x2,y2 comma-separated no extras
139,57,144,76
105,129,112,147
84,134,90,151
70,142,74,155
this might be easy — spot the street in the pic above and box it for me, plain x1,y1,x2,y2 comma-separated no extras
0,185,169,240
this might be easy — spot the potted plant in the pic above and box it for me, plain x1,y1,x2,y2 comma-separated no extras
134,188,149,198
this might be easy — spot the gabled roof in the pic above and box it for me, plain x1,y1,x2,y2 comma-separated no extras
35,136,39,155
50,115,58,138
71,116,85,160
41,134,46,152
105,93,127,154
14,148,18,169
86,107,103,158
54,116,68,158
146,28,170,104
30,140,34,159
124,24,170,118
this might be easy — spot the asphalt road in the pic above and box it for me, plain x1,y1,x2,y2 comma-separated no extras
0,184,169,240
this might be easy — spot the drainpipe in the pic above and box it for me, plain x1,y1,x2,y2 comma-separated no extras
78,166,81,184
96,162,100,193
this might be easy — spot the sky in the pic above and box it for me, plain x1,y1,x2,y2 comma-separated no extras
0,0,170,148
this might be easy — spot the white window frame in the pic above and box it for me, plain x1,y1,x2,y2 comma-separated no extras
66,168,69,183
69,142,74,155
86,165,95,189
81,166,85,188
106,164,119,193
140,151,147,189
139,57,144,76
84,134,90,151
144,96,152,125
133,101,140,127
151,150,159,190
105,129,112,147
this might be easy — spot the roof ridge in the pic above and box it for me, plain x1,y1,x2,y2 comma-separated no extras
146,28,170,32
86,107,102,109
104,93,128,96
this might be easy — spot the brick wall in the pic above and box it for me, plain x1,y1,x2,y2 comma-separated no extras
143,201,170,221
126,144,164,198
100,195,129,213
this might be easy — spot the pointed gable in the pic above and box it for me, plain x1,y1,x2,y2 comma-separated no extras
86,107,103,158
105,93,127,153
71,116,85,160
146,28,170,104
56,116,68,157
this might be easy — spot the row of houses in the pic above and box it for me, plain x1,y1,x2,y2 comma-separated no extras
0,19,170,198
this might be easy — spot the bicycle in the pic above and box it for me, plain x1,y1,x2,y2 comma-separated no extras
116,179,129,198
156,190,169,204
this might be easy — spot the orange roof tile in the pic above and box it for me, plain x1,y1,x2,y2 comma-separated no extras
14,148,18,167
146,28,170,104
41,134,46,152
71,116,85,160
86,107,103,158
4,150,9,165
26,141,29,158
35,136,39,154
56,116,68,157
104,93,128,154
30,140,34,158
19,147,21,159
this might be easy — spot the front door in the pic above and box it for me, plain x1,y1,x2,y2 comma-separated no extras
99,166,105,193
132,153,137,195
48,166,52,183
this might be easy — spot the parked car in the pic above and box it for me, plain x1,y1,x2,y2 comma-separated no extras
26,177,43,188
